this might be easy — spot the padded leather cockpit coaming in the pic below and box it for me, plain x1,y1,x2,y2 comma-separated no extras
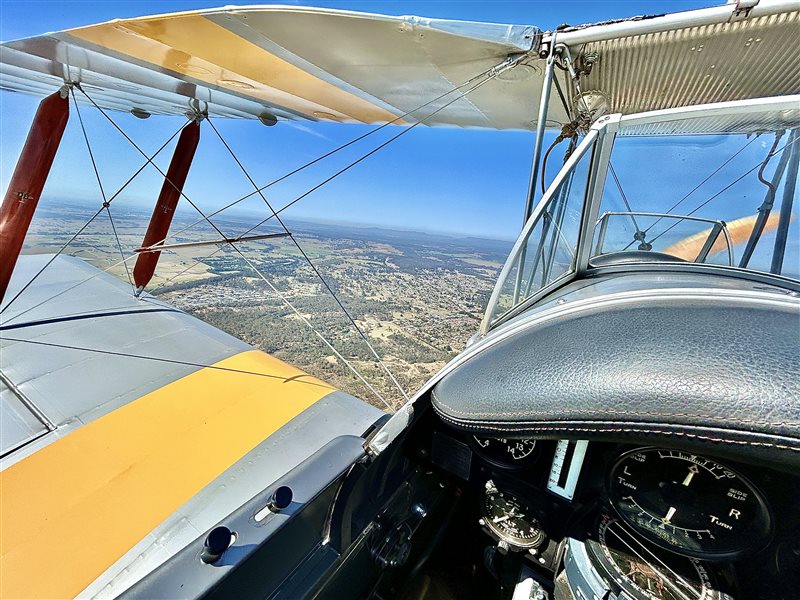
431,294,800,468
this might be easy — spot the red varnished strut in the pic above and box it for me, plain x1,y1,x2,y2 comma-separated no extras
133,120,200,293
0,90,69,302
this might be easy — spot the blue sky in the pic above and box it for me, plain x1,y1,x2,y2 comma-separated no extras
0,0,747,243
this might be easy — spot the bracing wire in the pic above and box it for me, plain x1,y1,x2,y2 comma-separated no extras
135,57,522,252
2,62,505,323
135,69,508,402
227,246,397,412
1,336,337,389
147,247,225,296
77,87,235,243
4,57,521,407
205,115,409,401
1,251,140,326
77,89,404,408
70,87,135,292
228,70,506,243
621,135,761,251
0,206,103,319
0,116,188,315
608,162,643,235
158,61,512,246
647,136,800,247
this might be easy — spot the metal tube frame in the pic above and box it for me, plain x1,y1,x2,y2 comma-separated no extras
738,131,792,268
771,127,800,274
480,128,599,333
512,38,557,302
522,38,558,225
594,211,735,266
483,94,800,334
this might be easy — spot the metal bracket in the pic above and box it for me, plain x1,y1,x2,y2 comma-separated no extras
729,0,760,22
57,83,73,99
186,98,208,122
555,44,596,130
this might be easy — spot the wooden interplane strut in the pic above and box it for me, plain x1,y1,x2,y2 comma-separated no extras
0,90,69,302
132,121,200,293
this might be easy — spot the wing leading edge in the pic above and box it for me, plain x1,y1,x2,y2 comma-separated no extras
0,6,539,129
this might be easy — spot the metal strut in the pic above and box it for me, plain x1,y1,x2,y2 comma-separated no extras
771,128,800,275
134,232,291,253
739,130,787,268
133,119,201,294
521,38,557,225
0,88,70,303
513,40,556,303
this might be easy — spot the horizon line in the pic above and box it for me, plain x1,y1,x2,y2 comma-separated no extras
37,195,519,244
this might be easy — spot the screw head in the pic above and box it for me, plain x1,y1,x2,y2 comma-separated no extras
201,526,233,564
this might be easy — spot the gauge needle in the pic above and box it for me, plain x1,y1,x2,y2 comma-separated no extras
682,464,700,487
663,506,677,523
493,515,510,524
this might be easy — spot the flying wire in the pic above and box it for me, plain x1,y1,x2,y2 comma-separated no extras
647,136,800,247
137,65,512,402
229,69,507,243
77,90,404,408
157,60,514,246
608,162,642,235
1,62,500,322
82,93,394,406
5,58,519,407
224,243,397,411
1,337,336,389
1,251,140,326
146,247,225,296
70,87,135,292
0,116,188,316
621,134,761,251
205,116,410,401
140,67,509,398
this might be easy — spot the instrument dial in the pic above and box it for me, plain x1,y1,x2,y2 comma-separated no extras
608,448,771,559
481,482,545,549
473,436,536,467
585,514,725,600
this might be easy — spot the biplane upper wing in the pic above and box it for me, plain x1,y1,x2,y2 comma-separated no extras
0,6,540,129
2,3,799,131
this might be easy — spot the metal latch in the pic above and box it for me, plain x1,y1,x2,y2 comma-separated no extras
728,0,759,22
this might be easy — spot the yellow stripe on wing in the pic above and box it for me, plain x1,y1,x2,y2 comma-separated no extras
67,14,398,124
0,350,335,599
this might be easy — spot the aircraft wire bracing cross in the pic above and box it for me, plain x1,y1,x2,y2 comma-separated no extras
0,53,530,411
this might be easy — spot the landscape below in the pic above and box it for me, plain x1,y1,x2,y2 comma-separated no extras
22,199,512,409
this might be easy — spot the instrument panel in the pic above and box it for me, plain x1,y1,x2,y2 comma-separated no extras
431,429,796,599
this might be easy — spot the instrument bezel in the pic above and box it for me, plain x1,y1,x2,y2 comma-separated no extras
469,435,539,470
606,446,774,560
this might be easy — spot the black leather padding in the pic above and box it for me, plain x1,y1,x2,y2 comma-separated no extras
432,294,800,468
